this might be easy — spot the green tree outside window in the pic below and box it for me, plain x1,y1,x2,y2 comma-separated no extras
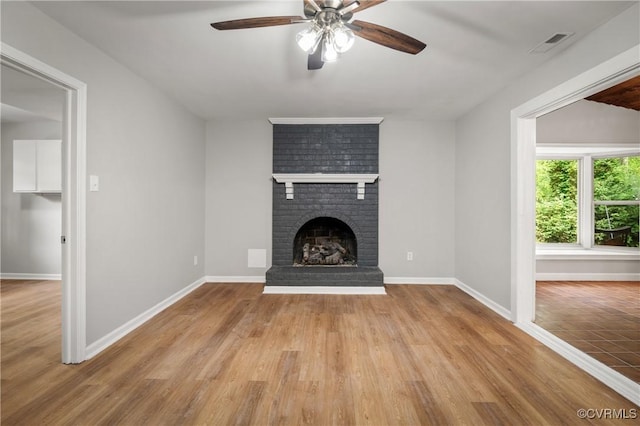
536,159,578,244
536,156,639,247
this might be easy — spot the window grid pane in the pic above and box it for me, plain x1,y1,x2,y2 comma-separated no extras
593,156,640,202
536,159,578,244
594,204,639,247
593,156,639,247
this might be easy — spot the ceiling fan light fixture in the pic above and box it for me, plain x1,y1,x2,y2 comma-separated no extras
296,24,323,53
332,22,355,53
321,33,339,62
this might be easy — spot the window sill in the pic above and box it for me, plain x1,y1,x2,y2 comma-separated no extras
536,246,640,261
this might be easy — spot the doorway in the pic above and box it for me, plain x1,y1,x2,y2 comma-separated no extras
532,90,640,383
1,64,63,277
1,43,87,363
511,45,640,402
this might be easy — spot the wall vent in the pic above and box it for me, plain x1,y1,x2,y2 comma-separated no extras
529,32,574,54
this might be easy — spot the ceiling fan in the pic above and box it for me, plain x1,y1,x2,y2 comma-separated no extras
211,0,426,70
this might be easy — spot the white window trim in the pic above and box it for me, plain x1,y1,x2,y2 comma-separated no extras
535,147,639,258
581,155,593,248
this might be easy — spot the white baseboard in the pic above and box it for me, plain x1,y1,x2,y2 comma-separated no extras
206,275,266,283
516,322,640,406
384,277,455,285
85,276,206,359
208,276,455,285
263,286,386,295
454,279,511,320
536,272,640,281
383,277,511,321
0,273,61,280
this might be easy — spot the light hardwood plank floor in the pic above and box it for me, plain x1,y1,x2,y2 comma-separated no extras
1,279,638,425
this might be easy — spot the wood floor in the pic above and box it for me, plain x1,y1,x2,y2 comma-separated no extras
536,281,640,382
2,279,638,425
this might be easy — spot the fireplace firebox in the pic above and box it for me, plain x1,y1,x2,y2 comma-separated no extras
293,217,357,266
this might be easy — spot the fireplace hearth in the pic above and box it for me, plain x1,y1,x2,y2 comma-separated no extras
265,122,384,290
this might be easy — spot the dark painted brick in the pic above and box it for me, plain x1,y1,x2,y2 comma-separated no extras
269,124,381,283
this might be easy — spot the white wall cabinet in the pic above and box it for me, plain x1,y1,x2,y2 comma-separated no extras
13,140,62,193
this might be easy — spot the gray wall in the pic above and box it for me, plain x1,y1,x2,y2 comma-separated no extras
2,1,206,345
205,119,272,278
379,120,456,278
1,121,62,276
537,99,640,145
537,259,639,278
455,3,640,310
205,119,456,280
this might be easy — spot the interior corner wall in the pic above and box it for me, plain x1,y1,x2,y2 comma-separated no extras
1,1,206,346
454,3,640,310
205,119,273,278
204,118,456,281
379,120,455,279
1,121,62,276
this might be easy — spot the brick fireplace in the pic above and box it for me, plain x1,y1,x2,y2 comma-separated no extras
265,120,384,292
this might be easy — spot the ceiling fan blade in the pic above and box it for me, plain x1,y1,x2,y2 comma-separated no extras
347,0,387,14
348,20,426,54
211,16,305,30
308,47,324,70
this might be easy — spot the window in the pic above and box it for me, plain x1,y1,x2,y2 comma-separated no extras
536,149,639,249
536,159,578,244
593,156,640,247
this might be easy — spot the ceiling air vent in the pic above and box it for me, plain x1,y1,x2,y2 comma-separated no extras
529,32,574,54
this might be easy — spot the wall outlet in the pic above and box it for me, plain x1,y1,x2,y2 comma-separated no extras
407,251,413,261
193,255,198,266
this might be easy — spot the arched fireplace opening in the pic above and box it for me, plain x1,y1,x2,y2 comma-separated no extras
293,217,357,266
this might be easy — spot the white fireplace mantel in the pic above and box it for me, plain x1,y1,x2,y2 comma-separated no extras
272,173,379,200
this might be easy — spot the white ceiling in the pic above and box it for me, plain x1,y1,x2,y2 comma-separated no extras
30,1,636,121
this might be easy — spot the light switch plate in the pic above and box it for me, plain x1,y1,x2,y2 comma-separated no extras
89,175,99,192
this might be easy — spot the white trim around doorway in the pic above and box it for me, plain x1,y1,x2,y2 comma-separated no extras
511,44,640,405
1,43,87,364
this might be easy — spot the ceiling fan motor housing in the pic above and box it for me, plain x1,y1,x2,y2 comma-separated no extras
304,0,354,22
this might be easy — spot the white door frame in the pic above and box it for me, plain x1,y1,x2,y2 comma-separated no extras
511,45,640,403
1,43,87,363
